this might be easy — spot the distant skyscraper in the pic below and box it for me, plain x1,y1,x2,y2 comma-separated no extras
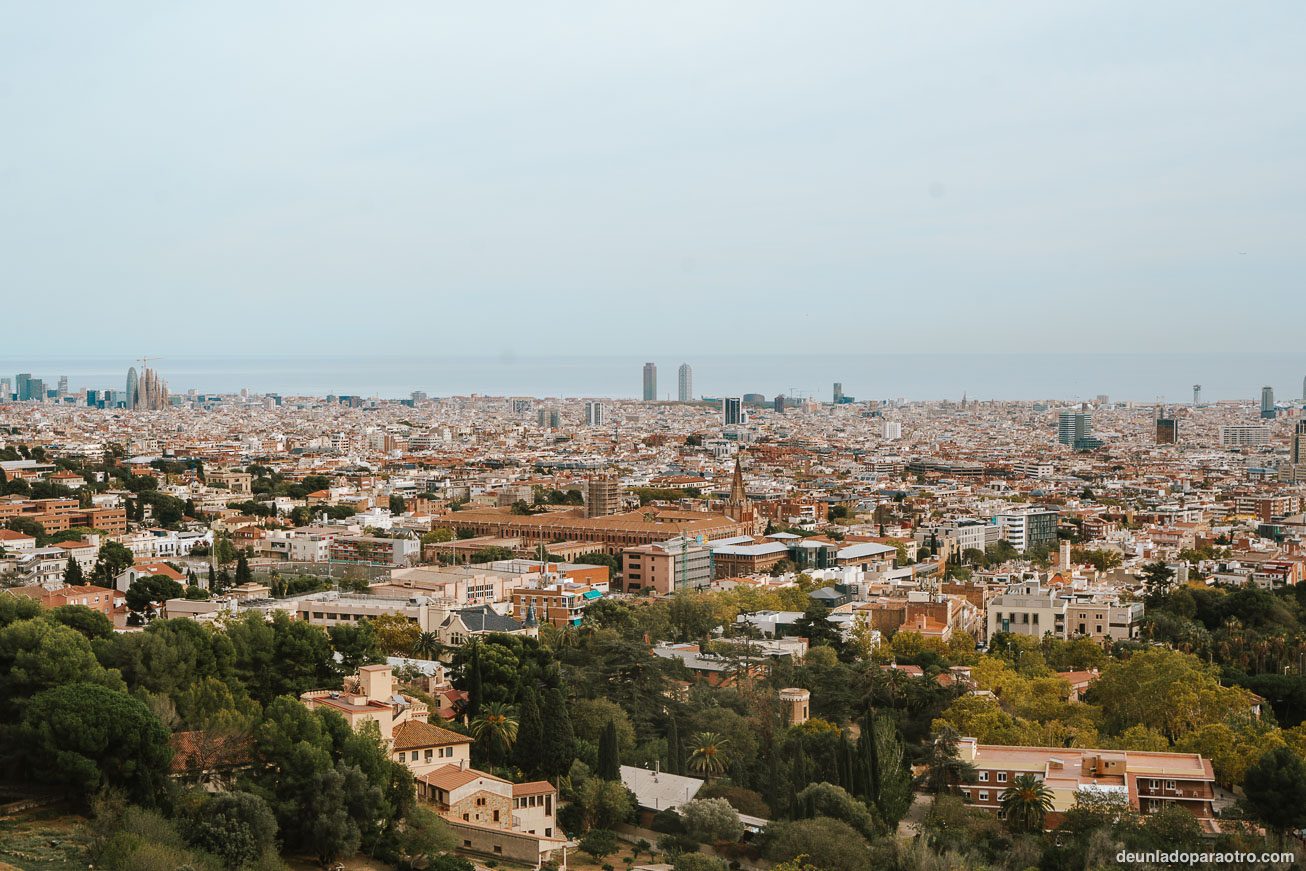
677,364,693,402
56,375,68,398
585,400,606,426
1292,420,1306,466
1261,386,1276,419
642,363,657,401
833,382,843,403
0,377,10,400
1156,408,1179,445
1058,410,1100,450
723,397,744,426
15,373,32,401
125,367,139,410
882,421,902,440
1192,384,1201,407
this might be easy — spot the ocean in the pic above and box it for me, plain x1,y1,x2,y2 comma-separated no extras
3,354,1305,404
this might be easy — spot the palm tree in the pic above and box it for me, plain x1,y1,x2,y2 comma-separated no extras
413,631,440,660
999,773,1054,833
687,732,730,779
470,702,519,761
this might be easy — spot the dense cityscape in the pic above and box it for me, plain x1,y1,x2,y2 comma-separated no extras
2,361,1306,870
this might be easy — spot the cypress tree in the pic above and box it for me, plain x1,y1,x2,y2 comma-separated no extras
63,555,84,585
235,553,252,585
598,719,621,781
667,716,682,775
466,643,483,720
207,563,216,590
513,687,545,777
539,687,576,778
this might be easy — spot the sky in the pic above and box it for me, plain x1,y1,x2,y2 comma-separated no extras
2,2,1303,358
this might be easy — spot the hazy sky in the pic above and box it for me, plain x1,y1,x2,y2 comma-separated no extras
3,2,1303,357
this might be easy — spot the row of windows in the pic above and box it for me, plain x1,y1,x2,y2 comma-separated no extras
396,746,457,763
976,771,1008,783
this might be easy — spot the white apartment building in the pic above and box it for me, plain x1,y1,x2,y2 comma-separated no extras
987,579,1143,642
1220,425,1271,447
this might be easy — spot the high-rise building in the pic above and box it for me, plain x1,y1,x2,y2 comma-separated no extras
1192,384,1202,407
1058,411,1100,450
586,477,621,518
1292,421,1306,466
642,363,657,401
723,397,744,426
537,408,561,430
882,421,902,440
0,377,10,401
86,390,100,407
1261,386,1276,419
56,376,68,398
26,378,46,402
833,382,843,403
1156,417,1179,445
15,373,32,401
584,401,605,426
1301,376,1305,403
125,368,138,409
773,394,786,413
995,507,1059,553
678,363,693,402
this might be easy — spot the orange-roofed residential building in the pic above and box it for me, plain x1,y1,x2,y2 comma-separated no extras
4,582,116,618
415,763,567,865
954,738,1218,831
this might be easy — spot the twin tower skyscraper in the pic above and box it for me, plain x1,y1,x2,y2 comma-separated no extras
642,362,694,402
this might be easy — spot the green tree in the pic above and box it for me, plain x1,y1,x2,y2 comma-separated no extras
389,494,407,514
998,773,1054,833
125,575,184,622
1140,561,1176,605
91,540,134,584
0,618,124,714
922,725,978,795
234,552,252,586
678,797,744,844
793,782,878,839
540,686,578,777
598,718,623,781
182,790,278,870
63,554,85,585
1243,746,1306,843
579,828,619,861
47,604,113,640
15,682,172,806
514,687,546,776
762,817,872,869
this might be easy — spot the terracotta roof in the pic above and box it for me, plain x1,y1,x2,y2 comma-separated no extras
392,719,472,751
418,764,486,791
512,780,556,796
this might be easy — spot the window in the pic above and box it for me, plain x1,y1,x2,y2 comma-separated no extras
493,810,500,822
411,751,418,761
978,771,989,782
978,791,989,802
997,772,1007,783
1166,780,1177,790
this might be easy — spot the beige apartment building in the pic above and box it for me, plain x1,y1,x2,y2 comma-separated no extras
986,578,1143,642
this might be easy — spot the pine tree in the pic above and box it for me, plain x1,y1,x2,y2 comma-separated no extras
63,554,84,585
539,687,576,778
514,688,545,777
598,719,621,781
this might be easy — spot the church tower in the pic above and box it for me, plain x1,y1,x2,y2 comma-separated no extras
723,454,758,531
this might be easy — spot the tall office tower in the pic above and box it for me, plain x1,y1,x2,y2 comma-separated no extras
1156,406,1179,445
1261,386,1276,419
678,363,693,402
1192,384,1201,407
642,362,657,401
723,396,744,426
833,382,844,403
773,394,786,413
125,367,139,410
585,400,606,426
56,376,68,398
586,477,621,518
1058,410,1100,450
86,390,100,407
1292,420,1306,465
537,408,561,429
27,379,46,401
15,373,31,401
0,378,10,400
